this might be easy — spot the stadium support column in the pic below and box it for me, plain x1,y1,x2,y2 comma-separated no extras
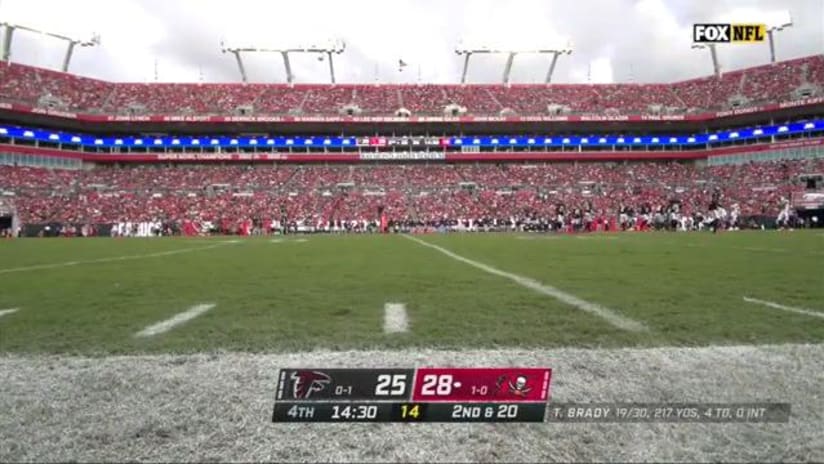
709,44,720,78
1,25,99,70
1,26,14,61
222,40,344,85
692,44,720,78
545,51,560,84
281,51,294,84
766,15,793,64
460,53,471,84
327,51,336,84
502,52,516,85
232,51,248,83
61,42,76,72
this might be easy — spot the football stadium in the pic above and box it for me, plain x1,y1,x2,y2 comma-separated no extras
0,0,823,462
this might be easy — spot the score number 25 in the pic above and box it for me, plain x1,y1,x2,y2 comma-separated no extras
375,374,455,397
374,374,407,396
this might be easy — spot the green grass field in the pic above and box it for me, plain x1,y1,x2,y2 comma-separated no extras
2,231,824,463
1,231,822,355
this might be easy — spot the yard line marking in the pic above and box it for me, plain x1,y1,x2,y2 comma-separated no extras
686,243,822,255
383,302,409,334
295,238,308,243
0,242,235,275
740,246,789,253
270,239,283,243
135,303,217,337
0,308,19,318
743,297,824,320
402,235,647,332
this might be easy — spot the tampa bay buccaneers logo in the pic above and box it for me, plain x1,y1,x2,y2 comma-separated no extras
493,374,532,397
289,370,332,399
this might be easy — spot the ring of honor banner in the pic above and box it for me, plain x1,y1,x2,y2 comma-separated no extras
272,367,552,423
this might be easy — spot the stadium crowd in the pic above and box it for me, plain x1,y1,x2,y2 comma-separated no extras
0,55,822,116
1,158,820,236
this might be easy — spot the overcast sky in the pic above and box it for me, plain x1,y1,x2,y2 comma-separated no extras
1,0,822,84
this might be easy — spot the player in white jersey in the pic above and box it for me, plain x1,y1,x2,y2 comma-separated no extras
776,197,791,229
728,203,740,230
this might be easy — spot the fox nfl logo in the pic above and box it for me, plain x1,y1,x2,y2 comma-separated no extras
693,24,766,43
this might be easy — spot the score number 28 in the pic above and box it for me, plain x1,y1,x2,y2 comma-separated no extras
374,374,455,397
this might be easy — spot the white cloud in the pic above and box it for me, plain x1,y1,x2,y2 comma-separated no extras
716,7,793,27
0,0,820,84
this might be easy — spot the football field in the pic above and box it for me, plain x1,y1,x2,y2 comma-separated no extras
1,231,823,353
1,231,823,462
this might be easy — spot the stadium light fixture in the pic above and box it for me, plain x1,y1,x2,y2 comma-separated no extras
0,22,99,71
691,43,721,78
765,12,793,63
221,38,346,84
454,41,573,85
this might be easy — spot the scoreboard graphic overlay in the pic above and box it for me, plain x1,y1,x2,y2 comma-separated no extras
272,368,552,423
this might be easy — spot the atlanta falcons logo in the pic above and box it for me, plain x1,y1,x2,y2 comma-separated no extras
289,370,332,399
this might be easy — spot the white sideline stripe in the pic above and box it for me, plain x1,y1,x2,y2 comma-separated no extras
0,242,234,275
135,303,217,337
743,296,824,320
402,235,647,332
383,302,409,334
0,308,20,318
